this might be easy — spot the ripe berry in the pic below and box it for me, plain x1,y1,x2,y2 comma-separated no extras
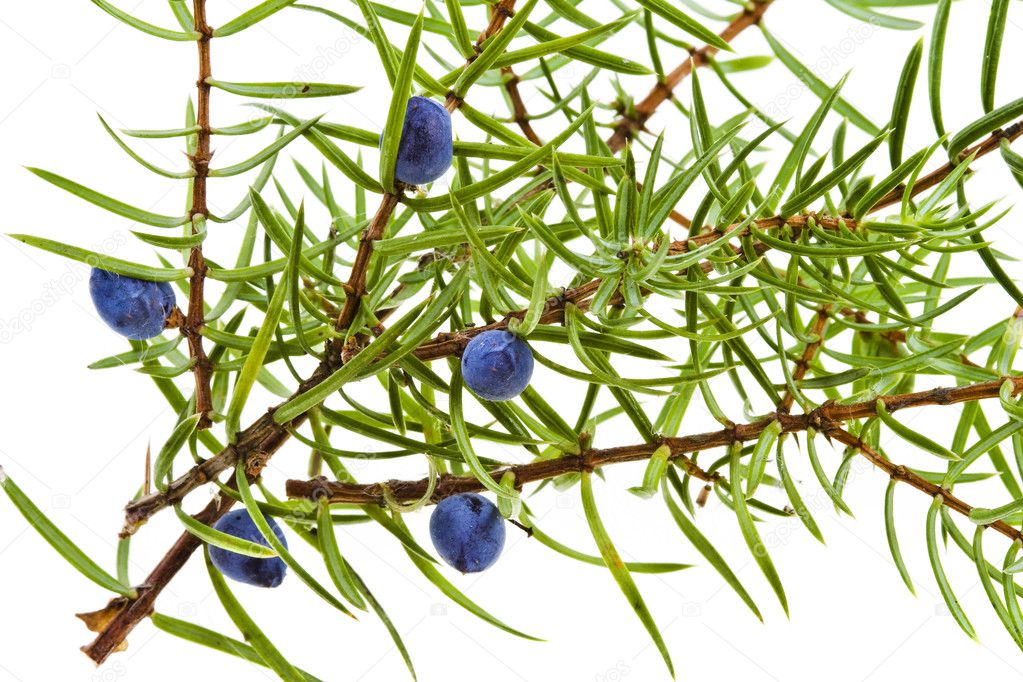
89,268,176,340
461,330,534,401
208,509,288,588
429,493,506,573
393,96,453,185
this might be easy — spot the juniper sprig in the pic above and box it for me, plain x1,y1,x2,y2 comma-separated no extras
5,0,1023,679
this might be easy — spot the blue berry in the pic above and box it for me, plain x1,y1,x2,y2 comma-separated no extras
89,268,176,340
208,509,288,588
429,493,506,573
461,330,534,401
392,96,452,185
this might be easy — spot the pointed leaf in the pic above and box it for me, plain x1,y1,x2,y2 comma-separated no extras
214,0,300,37
26,168,188,228
207,79,359,98
581,471,674,677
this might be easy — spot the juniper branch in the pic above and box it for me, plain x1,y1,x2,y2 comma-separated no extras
778,305,831,414
120,106,1023,529
88,0,541,656
70,3,1023,670
183,0,213,429
92,177,404,664
502,67,543,145
286,375,1023,529
872,118,1023,211
334,192,401,332
445,0,517,112
606,0,775,152
825,426,1023,544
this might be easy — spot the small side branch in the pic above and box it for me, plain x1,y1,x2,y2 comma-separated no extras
184,1,214,429
871,119,1023,211
606,0,774,152
445,0,517,112
287,446,719,506
335,192,401,333
778,305,831,413
286,374,1023,509
502,67,542,145
826,426,1023,544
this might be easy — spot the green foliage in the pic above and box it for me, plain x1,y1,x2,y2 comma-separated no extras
8,0,1023,679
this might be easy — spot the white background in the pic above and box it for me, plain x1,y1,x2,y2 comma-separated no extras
2,1,1023,681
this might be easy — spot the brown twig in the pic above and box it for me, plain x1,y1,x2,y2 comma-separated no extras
477,0,516,48
181,2,214,430
502,67,543,145
86,349,346,664
286,375,1023,541
778,305,831,413
871,119,1023,212
445,0,517,112
335,192,401,332
606,0,774,152
826,426,1023,543
666,212,848,254
290,447,720,506
81,491,229,659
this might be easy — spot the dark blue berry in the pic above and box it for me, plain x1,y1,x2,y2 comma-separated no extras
89,268,176,340
429,493,506,573
392,96,452,185
461,330,534,401
208,509,288,588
